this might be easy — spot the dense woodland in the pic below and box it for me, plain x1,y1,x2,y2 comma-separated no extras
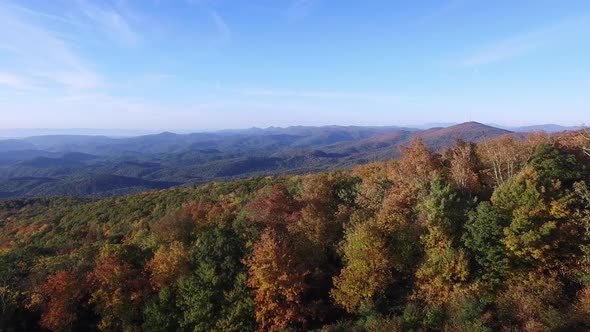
1,130,590,331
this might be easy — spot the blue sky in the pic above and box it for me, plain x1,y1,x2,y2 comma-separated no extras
0,0,589,130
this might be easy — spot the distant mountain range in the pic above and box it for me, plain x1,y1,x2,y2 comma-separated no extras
414,123,582,133
508,124,583,133
0,122,580,199
0,123,582,138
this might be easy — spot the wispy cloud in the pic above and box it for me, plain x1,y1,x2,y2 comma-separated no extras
0,72,35,90
209,10,231,44
0,3,102,90
286,0,318,21
75,0,141,47
463,33,543,67
463,15,590,67
0,92,172,129
5,0,142,47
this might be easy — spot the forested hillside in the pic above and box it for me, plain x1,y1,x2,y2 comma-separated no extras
1,131,589,331
0,123,512,199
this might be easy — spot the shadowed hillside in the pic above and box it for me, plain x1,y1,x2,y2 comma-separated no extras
0,123,562,199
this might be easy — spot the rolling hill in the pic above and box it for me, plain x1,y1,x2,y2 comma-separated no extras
417,122,512,150
0,122,541,198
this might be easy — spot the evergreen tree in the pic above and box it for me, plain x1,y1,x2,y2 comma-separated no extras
462,202,508,286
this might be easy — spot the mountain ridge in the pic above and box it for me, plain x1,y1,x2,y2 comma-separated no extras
0,122,578,199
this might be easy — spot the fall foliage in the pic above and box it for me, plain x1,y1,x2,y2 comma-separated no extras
0,131,589,331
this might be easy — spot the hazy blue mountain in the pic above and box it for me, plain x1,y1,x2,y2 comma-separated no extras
412,122,457,129
0,139,36,152
418,122,512,150
0,151,56,166
512,124,583,133
0,122,575,199
488,123,583,133
0,128,160,138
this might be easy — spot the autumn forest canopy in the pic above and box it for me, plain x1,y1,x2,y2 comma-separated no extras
3,1,590,330
1,130,590,331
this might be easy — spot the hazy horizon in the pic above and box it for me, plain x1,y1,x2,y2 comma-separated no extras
1,1,590,129
0,121,585,139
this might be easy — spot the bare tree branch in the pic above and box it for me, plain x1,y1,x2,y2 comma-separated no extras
583,126,590,157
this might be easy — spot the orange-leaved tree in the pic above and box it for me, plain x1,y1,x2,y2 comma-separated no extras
33,271,84,332
245,184,313,331
87,246,149,332
246,227,310,331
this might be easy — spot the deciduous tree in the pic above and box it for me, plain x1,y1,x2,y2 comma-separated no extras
445,139,481,196
478,135,530,187
178,219,254,332
331,219,394,313
414,178,470,307
497,272,566,331
34,271,84,332
246,228,310,331
145,241,189,290
87,246,148,332
395,137,440,187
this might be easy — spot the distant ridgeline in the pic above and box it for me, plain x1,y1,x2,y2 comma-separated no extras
1,129,589,331
0,122,532,199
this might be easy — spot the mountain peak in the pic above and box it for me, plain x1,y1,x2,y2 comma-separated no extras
448,121,497,129
158,131,178,136
416,122,512,151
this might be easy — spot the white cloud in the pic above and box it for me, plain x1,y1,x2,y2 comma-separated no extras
0,3,102,90
4,0,142,47
209,10,231,44
75,0,141,47
463,33,543,67
463,15,590,67
0,72,36,90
